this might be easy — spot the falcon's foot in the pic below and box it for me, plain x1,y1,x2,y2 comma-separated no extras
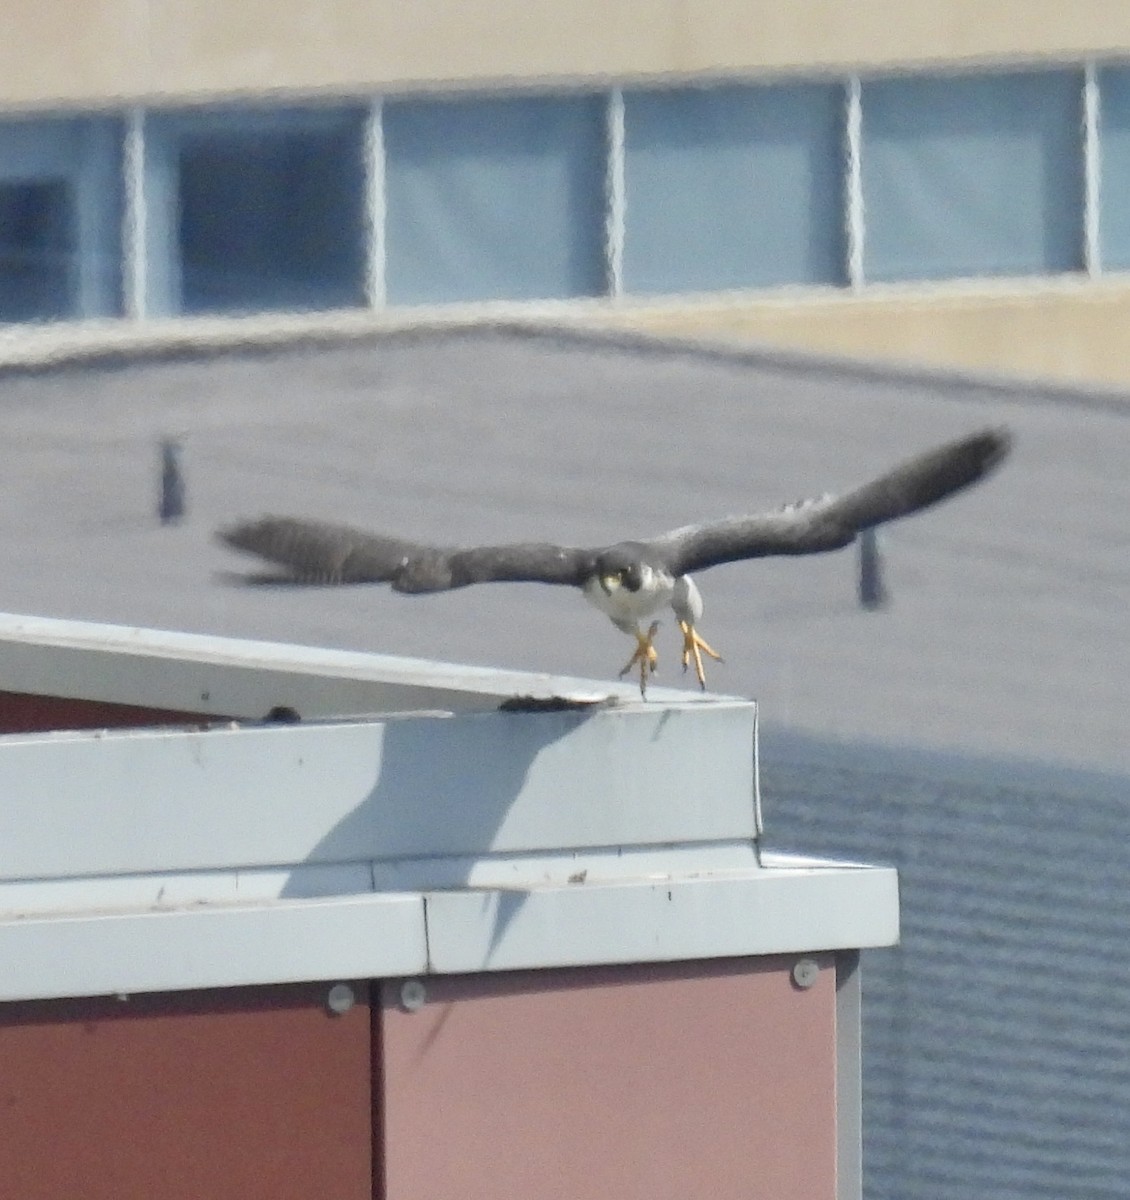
618,621,661,697
679,620,723,690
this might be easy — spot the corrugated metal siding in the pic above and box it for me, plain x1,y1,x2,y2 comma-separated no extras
762,728,1130,1200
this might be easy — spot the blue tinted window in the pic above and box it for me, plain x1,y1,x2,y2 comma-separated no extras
384,95,607,304
145,107,367,317
1097,67,1130,269
0,117,122,323
622,83,845,293
862,71,1083,281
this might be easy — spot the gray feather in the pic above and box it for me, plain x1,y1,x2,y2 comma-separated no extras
649,427,1011,577
217,518,593,591
218,517,425,584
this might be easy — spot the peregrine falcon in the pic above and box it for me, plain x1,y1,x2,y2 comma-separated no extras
218,427,1010,695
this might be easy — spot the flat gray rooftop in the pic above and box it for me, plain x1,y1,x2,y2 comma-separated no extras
0,323,1125,773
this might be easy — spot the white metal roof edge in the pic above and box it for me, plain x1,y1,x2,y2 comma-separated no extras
0,610,736,716
423,863,901,973
0,858,899,1001
0,841,765,915
0,612,900,1002
0,702,758,880
0,893,427,1003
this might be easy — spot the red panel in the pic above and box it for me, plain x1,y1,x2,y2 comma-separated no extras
0,983,373,1200
378,955,838,1200
0,690,214,733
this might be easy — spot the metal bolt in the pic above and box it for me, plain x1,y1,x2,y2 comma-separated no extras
792,958,820,989
399,979,427,1012
326,983,356,1015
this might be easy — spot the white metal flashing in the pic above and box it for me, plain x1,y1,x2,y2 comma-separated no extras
423,864,900,974
0,614,898,1002
0,858,898,1003
0,610,705,717
0,704,757,882
0,894,427,1003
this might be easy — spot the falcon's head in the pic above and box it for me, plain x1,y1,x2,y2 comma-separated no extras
594,544,649,595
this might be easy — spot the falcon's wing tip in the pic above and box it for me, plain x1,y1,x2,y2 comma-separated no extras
942,425,1013,488
972,424,1013,462
216,514,317,548
215,516,273,552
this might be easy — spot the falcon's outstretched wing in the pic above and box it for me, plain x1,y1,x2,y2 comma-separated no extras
646,427,1011,578
218,516,595,592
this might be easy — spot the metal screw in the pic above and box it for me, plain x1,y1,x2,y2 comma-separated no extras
399,979,427,1012
792,958,820,989
326,983,356,1015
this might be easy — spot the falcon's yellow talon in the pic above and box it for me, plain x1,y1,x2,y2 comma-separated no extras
618,621,661,697
678,620,723,690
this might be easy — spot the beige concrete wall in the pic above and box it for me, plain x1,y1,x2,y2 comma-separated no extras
597,278,1130,390
4,0,1130,109
5,277,1130,393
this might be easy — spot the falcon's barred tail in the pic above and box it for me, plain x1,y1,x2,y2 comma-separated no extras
829,427,1010,532
218,517,422,584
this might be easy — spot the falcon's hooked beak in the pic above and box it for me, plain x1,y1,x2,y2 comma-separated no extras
599,572,621,596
